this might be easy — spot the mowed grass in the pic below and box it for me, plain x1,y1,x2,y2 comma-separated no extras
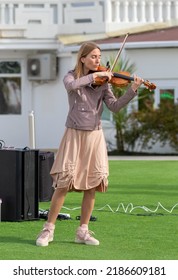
0,160,178,260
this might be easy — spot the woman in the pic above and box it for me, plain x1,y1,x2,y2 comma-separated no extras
36,41,143,246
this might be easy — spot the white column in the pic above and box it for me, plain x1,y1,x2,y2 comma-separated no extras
140,1,146,23
165,0,171,21
0,3,6,24
113,0,121,22
175,0,178,19
123,0,129,22
104,0,112,23
157,1,163,22
148,1,154,23
132,0,138,22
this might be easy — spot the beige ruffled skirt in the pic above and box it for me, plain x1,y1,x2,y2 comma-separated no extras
50,128,109,192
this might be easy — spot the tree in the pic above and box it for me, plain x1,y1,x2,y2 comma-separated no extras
124,100,178,152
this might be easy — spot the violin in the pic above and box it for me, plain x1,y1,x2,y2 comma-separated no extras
94,66,156,91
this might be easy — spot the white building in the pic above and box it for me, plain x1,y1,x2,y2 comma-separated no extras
0,0,178,153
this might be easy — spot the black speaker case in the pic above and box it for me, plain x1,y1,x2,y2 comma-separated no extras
0,149,39,222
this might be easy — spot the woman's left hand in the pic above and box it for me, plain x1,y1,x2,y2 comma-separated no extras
131,74,144,92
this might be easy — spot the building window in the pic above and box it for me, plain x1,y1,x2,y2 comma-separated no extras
0,61,21,115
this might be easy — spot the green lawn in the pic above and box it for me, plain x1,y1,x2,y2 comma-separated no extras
0,160,178,260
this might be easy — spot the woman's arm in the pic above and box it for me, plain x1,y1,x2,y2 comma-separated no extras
63,72,94,93
103,85,137,113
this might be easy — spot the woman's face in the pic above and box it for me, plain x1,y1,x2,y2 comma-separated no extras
81,48,101,74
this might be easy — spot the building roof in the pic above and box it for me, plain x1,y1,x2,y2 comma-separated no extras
60,25,178,50
95,26,178,44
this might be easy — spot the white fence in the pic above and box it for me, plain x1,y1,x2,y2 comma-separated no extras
0,0,178,38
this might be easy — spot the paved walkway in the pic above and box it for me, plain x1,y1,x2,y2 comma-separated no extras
108,155,178,160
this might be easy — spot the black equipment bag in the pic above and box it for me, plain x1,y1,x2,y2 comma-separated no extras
39,151,54,202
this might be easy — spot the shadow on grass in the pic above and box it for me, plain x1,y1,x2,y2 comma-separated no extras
0,236,35,246
0,236,85,248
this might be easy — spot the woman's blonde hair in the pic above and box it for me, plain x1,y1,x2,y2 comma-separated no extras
74,41,100,78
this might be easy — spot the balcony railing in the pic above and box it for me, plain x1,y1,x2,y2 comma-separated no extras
0,0,177,39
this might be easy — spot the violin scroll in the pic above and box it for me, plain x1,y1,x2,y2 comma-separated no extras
143,80,156,91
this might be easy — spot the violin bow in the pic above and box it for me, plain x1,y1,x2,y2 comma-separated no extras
110,33,129,72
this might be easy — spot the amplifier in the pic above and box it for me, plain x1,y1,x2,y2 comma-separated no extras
0,149,39,221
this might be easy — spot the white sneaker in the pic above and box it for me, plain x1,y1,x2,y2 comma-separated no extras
75,224,99,245
36,223,55,247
